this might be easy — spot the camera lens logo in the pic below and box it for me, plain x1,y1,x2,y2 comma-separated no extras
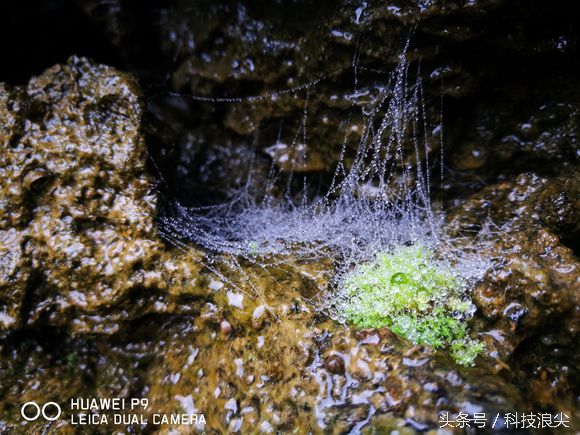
21,401,61,421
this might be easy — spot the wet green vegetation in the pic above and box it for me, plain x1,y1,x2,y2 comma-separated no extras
341,245,484,366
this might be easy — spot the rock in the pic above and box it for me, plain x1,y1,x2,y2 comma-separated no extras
447,172,579,340
446,171,579,423
324,354,345,375
220,319,232,337
0,229,28,328
75,1,580,199
135,304,531,433
0,254,542,433
0,57,205,333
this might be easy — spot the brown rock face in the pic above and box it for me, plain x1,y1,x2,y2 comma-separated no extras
71,0,580,203
446,172,579,426
0,57,204,333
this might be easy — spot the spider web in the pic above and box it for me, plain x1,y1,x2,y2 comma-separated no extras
156,43,491,315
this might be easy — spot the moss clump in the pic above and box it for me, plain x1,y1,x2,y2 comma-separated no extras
341,245,484,366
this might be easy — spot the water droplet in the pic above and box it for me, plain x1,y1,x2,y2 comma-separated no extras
390,272,408,285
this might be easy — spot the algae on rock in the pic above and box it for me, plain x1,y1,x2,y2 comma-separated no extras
339,245,484,366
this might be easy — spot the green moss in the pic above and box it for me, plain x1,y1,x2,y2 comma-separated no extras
450,338,486,367
341,245,484,366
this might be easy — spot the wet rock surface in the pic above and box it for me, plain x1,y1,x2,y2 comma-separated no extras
445,171,580,427
0,1,578,434
69,0,580,203
2,242,576,432
0,263,533,433
0,57,205,334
